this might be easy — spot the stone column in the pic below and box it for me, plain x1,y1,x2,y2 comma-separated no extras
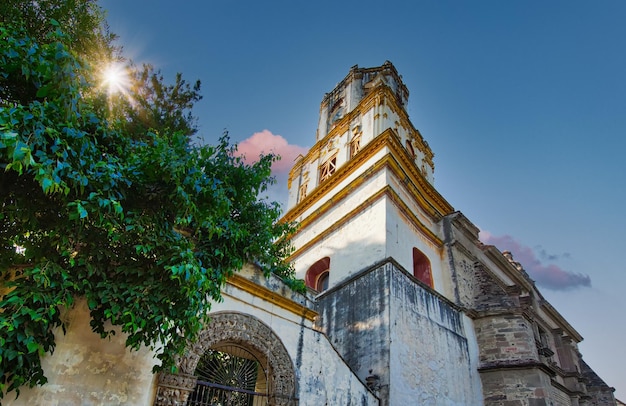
153,372,196,406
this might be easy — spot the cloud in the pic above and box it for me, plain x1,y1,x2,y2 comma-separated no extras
536,246,571,262
479,231,591,291
235,130,308,174
233,130,309,211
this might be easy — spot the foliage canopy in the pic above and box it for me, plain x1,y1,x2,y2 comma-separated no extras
0,2,299,400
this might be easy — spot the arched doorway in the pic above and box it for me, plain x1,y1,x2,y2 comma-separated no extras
154,312,297,406
187,344,268,405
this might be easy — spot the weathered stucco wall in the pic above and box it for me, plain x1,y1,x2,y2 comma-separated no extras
389,264,483,405
316,261,391,403
316,260,483,406
7,267,378,406
5,298,159,406
290,159,389,286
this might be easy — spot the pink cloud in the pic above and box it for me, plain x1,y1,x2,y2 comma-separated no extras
479,231,591,290
235,130,308,173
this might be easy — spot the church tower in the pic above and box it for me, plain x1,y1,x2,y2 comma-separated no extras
282,62,485,405
283,61,454,295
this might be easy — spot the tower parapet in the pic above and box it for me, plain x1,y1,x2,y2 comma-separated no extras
316,61,409,140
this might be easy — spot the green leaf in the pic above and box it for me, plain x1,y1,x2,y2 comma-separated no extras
13,141,28,161
1,131,17,140
0,12,298,399
76,202,88,219
27,341,40,354
42,177,54,194
36,85,49,98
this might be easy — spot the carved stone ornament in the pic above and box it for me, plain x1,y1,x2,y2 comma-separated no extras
153,312,297,406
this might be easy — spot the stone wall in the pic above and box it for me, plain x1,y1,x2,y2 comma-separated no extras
581,359,618,406
475,314,538,367
480,368,558,406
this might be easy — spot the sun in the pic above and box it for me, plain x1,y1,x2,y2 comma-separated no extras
101,62,130,96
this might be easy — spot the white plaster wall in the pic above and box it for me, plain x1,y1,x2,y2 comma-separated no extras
389,277,483,405
385,166,437,232
293,197,387,287
384,200,448,294
291,147,450,293
360,108,376,146
290,165,387,247
295,330,379,406
5,299,159,406
382,174,459,301
462,314,484,400
347,78,362,112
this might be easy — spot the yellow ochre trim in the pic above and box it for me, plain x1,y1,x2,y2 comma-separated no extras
227,273,318,322
288,85,432,179
286,184,444,263
283,129,453,225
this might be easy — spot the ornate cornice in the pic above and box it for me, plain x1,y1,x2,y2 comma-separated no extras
541,301,583,342
288,84,434,181
478,360,557,377
283,129,453,225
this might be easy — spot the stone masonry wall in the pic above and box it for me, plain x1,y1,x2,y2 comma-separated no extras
475,315,538,366
480,368,561,406
316,259,484,406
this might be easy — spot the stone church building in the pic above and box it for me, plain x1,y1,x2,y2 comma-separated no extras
8,62,618,405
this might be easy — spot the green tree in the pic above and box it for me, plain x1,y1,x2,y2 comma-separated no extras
0,7,298,401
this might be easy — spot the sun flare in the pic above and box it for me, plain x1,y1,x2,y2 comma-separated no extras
102,62,130,96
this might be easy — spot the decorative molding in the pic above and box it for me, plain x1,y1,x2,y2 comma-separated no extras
540,301,583,342
286,184,444,263
227,273,318,322
283,129,453,226
154,312,298,406
288,83,432,180
478,360,557,377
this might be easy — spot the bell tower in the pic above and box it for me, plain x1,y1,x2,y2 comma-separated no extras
281,62,484,405
283,61,454,297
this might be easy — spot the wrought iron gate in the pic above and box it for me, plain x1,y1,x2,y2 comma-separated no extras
186,346,269,406
186,380,269,406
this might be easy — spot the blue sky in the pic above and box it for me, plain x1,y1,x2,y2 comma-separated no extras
102,0,626,399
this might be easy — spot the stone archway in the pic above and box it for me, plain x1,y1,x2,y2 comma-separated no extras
153,312,297,406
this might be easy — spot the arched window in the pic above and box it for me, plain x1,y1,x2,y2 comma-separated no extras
413,248,433,288
316,272,329,291
305,257,330,292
